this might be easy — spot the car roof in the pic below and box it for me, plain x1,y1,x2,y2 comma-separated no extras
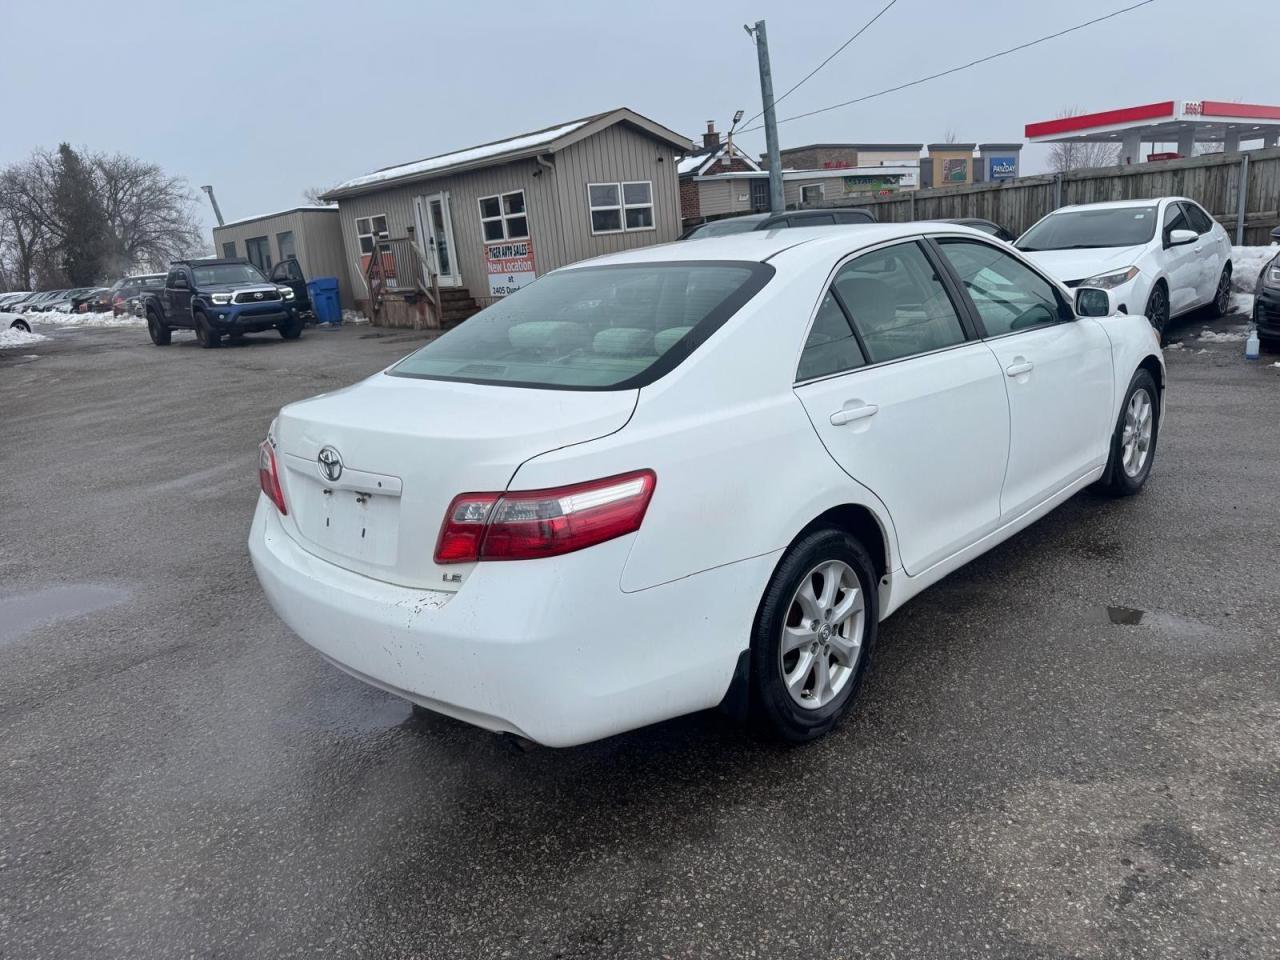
1052,198,1183,213
569,222,993,267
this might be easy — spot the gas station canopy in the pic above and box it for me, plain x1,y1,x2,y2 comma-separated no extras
1025,100,1280,163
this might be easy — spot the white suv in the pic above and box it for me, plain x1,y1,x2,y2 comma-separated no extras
1016,197,1232,342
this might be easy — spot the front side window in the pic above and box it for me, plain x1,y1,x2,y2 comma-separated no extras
1163,202,1190,239
1182,202,1213,234
938,239,1067,336
588,181,654,234
832,241,966,364
478,191,528,242
390,261,772,390
1017,206,1157,251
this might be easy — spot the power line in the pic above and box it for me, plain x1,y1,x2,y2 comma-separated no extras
740,0,1158,134
742,0,898,127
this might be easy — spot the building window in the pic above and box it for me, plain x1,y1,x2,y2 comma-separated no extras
477,191,528,242
801,184,824,206
355,215,389,255
588,181,655,234
221,241,236,259
276,230,296,262
245,236,272,273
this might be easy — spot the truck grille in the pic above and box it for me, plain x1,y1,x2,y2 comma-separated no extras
233,289,281,304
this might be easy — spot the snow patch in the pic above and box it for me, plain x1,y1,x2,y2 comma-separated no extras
342,309,370,325
1197,324,1251,343
1230,245,1278,292
1230,292,1254,317
30,308,145,328
0,326,47,349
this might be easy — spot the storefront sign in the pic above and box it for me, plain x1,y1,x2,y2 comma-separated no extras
842,172,911,195
988,157,1017,180
485,237,536,297
941,158,969,183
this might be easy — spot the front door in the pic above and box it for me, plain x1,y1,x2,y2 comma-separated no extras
1160,201,1200,315
933,237,1114,519
794,240,1010,575
415,193,462,288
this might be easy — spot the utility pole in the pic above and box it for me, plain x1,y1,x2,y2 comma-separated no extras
746,20,784,213
201,185,225,227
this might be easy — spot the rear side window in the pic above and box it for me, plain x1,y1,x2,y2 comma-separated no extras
796,291,865,382
390,261,773,390
832,241,966,364
938,239,1067,336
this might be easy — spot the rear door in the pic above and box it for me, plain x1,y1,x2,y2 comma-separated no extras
794,239,1009,575
1181,200,1224,304
933,237,1113,518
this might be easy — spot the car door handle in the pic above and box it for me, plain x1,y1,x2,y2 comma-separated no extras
1005,358,1034,377
829,403,879,426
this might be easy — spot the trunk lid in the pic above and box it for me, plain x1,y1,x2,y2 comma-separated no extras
273,373,638,590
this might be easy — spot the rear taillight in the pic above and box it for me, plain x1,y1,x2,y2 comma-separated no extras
435,469,656,564
258,440,287,515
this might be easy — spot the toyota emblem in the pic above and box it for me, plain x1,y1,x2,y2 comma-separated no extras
317,446,343,482
253,291,264,300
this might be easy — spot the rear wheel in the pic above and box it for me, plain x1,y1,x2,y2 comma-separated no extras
194,310,220,349
1099,369,1159,496
1207,265,1231,318
750,529,878,743
146,310,171,346
9,317,31,333
278,315,304,340
1145,282,1170,344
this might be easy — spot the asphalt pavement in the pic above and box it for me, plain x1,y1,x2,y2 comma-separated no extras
1,314,1278,960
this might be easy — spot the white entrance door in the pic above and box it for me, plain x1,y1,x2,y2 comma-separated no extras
414,193,462,288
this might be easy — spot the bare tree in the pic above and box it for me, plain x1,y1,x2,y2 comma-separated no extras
93,152,204,274
1047,107,1121,173
942,128,959,144
303,186,335,205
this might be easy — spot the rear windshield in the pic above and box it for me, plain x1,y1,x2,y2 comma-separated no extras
1017,206,1157,251
192,263,266,285
389,261,773,390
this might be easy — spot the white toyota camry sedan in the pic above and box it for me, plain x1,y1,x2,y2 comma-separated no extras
250,224,1164,747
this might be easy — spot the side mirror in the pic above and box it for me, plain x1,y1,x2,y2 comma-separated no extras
1167,228,1197,247
1270,226,1280,246
1075,287,1111,318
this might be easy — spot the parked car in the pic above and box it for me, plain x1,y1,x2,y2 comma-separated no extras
143,258,304,348
70,287,111,313
935,217,1016,242
4,312,31,332
1016,197,1231,342
0,291,32,310
1253,248,1280,351
21,290,65,312
679,207,877,240
250,223,1164,747
109,274,166,317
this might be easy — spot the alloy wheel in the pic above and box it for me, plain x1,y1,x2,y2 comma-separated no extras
779,560,866,710
1147,286,1168,332
1121,387,1153,478
1215,270,1231,314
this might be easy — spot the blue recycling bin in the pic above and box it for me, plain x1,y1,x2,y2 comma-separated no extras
307,277,342,325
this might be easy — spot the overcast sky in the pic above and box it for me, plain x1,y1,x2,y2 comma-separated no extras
1,0,1272,237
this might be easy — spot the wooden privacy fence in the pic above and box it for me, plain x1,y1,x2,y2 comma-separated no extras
841,147,1280,245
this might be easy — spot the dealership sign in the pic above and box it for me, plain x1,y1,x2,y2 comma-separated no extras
988,157,1017,180
842,170,917,194
485,237,536,297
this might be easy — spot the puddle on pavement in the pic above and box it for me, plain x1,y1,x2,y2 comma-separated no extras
0,584,131,646
1090,605,1217,641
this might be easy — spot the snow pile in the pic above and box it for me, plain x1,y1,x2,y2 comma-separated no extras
342,309,369,325
31,308,144,328
1230,246,1278,292
1197,323,1251,343
1231,292,1255,317
0,326,48,349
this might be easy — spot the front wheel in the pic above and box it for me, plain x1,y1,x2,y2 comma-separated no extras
278,315,304,340
749,529,878,743
1144,282,1170,345
146,311,171,345
1099,369,1159,496
194,311,220,349
9,317,31,333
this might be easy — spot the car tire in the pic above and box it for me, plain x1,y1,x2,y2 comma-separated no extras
749,528,879,743
194,310,220,349
1099,368,1159,497
1207,265,1231,318
146,311,171,346
278,315,304,340
1144,282,1170,345
9,317,31,333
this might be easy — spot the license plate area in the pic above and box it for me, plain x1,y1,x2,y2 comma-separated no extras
282,455,402,567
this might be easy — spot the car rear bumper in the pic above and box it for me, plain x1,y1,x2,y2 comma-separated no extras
249,499,775,746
